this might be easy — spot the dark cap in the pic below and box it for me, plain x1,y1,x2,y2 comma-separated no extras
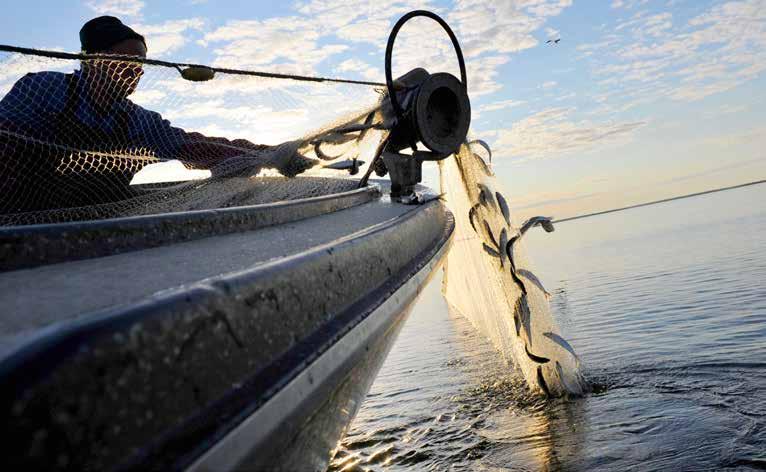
80,16,146,54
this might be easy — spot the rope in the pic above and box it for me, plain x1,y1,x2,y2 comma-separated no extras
0,44,386,87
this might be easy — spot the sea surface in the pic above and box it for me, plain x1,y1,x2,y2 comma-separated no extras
329,183,766,471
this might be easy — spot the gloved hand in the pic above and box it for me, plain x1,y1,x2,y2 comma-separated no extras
208,141,317,179
276,152,316,177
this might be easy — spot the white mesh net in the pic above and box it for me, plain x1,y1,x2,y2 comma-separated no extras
440,143,588,396
0,50,386,225
1,46,586,397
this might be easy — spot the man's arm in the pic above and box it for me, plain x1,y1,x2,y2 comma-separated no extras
179,136,317,177
177,132,270,168
132,107,315,175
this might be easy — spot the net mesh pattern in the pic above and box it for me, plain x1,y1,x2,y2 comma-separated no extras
1,47,587,397
439,144,588,396
0,51,386,226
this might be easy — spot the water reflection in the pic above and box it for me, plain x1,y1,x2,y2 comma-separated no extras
330,284,589,471
331,185,766,471
446,304,588,472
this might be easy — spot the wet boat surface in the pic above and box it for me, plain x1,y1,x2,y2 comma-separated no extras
0,179,454,471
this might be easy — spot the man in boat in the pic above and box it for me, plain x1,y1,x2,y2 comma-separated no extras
0,16,310,213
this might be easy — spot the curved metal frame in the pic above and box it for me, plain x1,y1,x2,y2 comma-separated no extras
384,10,468,122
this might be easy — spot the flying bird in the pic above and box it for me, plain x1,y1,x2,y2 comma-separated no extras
546,38,561,44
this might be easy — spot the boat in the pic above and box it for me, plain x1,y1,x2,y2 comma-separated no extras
0,178,454,471
0,10,470,471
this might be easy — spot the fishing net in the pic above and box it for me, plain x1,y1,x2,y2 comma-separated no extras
0,48,388,226
0,42,586,397
439,143,588,396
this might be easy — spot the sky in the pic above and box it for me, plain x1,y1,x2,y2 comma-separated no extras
1,0,765,220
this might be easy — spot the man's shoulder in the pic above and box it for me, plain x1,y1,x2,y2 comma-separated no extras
15,71,72,91
0,71,73,127
6,71,73,108
1,71,73,118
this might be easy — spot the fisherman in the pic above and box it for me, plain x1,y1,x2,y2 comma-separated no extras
0,16,309,213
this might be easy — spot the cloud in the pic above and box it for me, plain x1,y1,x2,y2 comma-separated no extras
478,99,527,113
545,27,560,38
85,0,144,18
526,0,573,18
196,0,572,100
202,17,349,75
128,64,380,146
335,59,381,82
130,88,166,106
296,0,437,44
611,0,649,9
79,0,580,154
160,99,313,143
335,19,392,44
445,1,573,95
587,0,766,105
487,107,646,161
465,55,510,96
296,0,573,97
448,1,572,58
0,49,73,96
615,12,673,38
84,1,203,57
136,18,205,57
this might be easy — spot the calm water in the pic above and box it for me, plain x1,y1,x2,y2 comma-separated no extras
329,183,766,471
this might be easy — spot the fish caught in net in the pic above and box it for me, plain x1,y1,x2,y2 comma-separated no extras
0,35,587,397
439,142,589,396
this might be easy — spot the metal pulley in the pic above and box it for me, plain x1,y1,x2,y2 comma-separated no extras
379,10,471,203
386,68,471,156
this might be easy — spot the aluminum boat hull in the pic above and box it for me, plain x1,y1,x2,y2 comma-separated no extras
0,180,454,471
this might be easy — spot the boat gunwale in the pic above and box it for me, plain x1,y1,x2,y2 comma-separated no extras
0,198,454,471
187,210,454,471
0,183,380,271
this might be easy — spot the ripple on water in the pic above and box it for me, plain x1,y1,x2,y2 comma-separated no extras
330,185,766,471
